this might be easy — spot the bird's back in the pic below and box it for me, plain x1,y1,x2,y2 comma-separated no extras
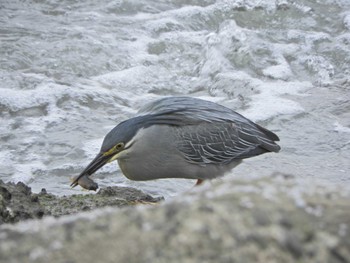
137,96,280,164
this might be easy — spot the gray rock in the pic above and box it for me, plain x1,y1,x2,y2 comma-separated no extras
0,175,349,263
0,180,162,223
0,181,45,224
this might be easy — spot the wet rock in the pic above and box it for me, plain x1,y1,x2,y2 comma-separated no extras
0,175,349,263
98,186,163,202
0,179,162,224
0,186,12,201
0,181,45,224
37,186,162,217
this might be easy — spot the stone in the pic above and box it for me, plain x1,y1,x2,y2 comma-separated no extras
0,179,162,224
0,175,349,263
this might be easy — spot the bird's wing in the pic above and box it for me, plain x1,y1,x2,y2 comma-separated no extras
175,122,276,165
138,97,280,156
138,96,242,124
139,97,277,138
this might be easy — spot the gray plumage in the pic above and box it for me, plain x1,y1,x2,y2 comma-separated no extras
102,97,279,180
71,96,280,189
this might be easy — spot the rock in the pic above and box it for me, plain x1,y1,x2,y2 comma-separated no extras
0,175,349,263
97,186,162,202
0,181,45,224
0,179,162,224
37,186,162,217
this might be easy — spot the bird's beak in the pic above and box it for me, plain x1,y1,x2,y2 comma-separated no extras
70,152,111,188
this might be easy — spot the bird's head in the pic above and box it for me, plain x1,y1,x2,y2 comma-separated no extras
70,117,146,189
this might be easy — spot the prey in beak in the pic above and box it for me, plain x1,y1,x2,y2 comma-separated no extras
70,152,112,190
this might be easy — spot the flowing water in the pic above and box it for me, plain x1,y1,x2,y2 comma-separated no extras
1,0,350,198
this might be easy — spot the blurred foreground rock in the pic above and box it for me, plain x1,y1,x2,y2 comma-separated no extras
0,175,349,263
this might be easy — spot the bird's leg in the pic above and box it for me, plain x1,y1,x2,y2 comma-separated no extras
195,179,204,186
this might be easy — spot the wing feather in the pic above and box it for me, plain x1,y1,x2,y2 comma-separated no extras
174,122,263,165
137,97,280,165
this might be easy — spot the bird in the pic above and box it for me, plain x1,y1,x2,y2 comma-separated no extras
70,96,280,190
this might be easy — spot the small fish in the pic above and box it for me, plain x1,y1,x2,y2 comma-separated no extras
70,175,98,191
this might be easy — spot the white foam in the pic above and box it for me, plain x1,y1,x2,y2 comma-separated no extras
11,161,45,184
334,122,350,133
262,61,293,81
343,12,350,30
242,81,312,121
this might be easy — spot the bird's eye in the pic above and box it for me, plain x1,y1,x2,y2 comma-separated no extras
115,143,124,150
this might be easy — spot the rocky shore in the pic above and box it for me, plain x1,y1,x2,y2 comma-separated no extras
0,179,162,224
0,175,349,263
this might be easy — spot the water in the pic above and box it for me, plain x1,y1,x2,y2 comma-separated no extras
1,0,349,198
